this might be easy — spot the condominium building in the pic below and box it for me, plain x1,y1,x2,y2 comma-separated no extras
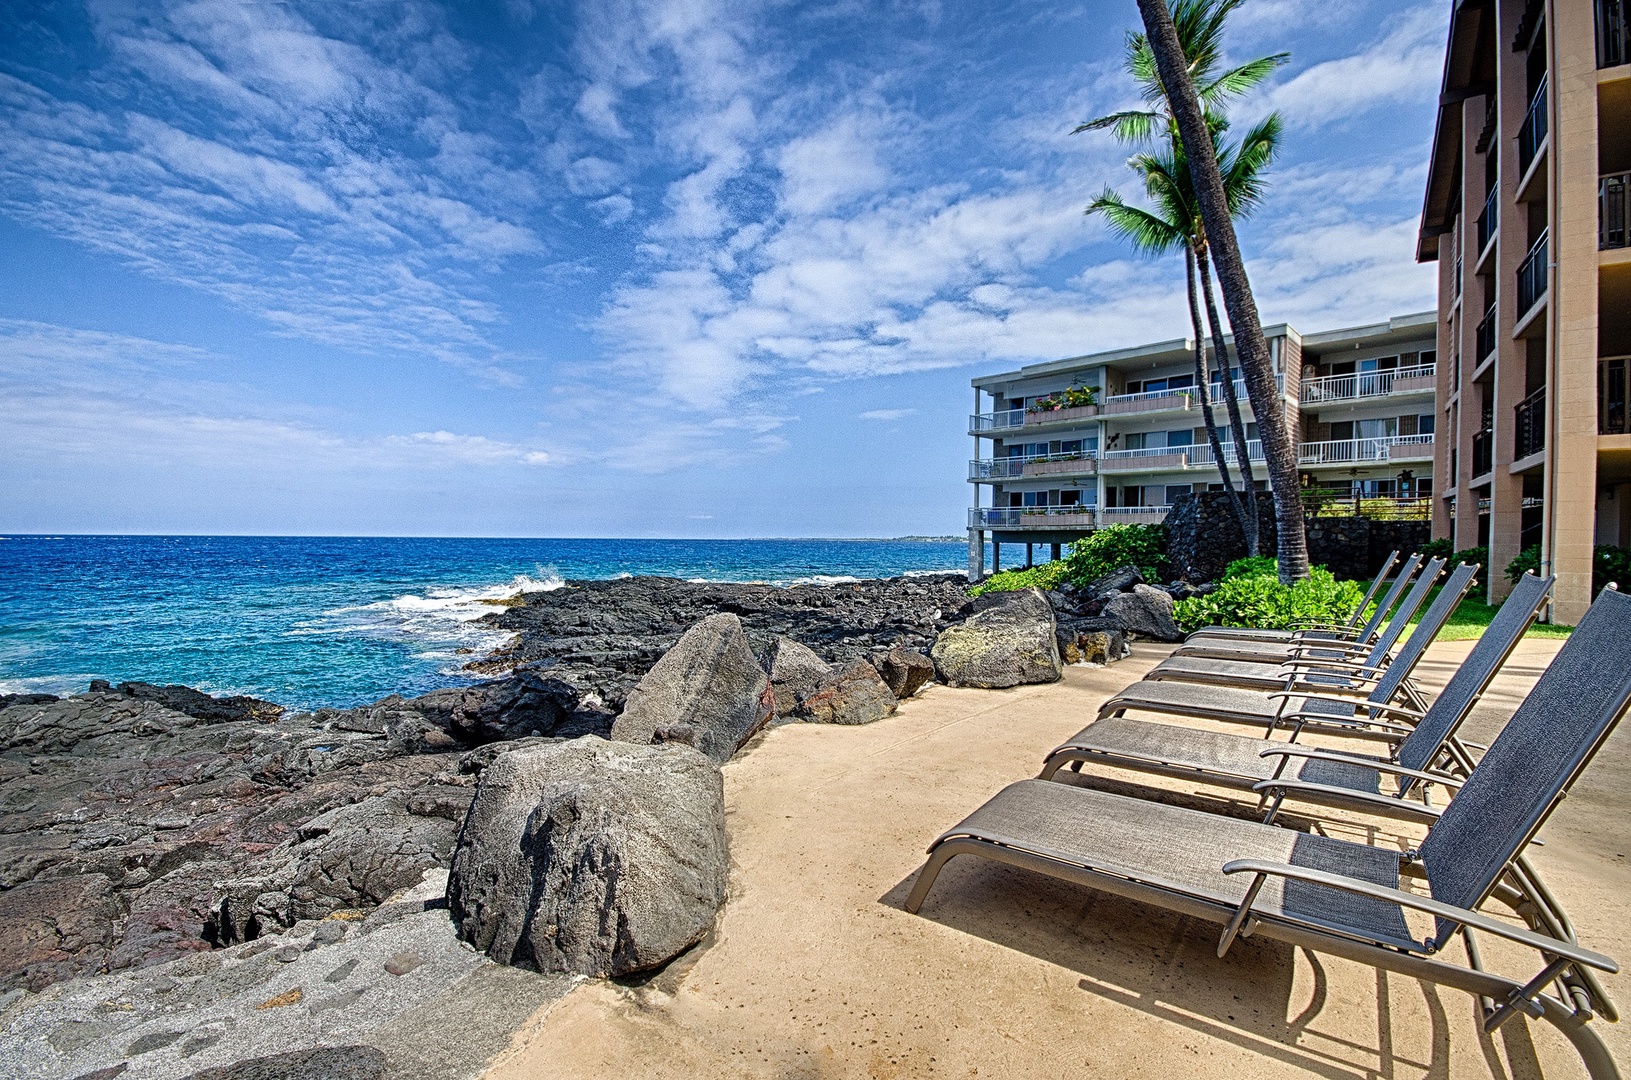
1417,0,1629,622
966,312,1438,580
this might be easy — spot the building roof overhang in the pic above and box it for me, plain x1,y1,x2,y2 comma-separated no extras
1418,0,1494,263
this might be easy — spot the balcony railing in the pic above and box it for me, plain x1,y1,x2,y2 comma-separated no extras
1602,356,1630,435
969,506,1096,529
1518,76,1548,176
1186,439,1266,466
1099,506,1172,525
1298,434,1434,467
969,409,1026,433
1471,429,1493,478
1099,440,1266,470
1515,386,1546,460
968,452,1096,481
1302,494,1433,522
1604,172,1629,250
1600,0,1629,68
1299,364,1436,404
1477,184,1498,254
1517,230,1549,316
1099,386,1194,415
1476,303,1497,364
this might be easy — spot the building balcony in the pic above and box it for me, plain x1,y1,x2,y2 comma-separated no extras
1471,429,1493,479
1298,364,1436,406
1515,387,1546,461
1518,76,1547,178
1517,231,1549,318
1018,403,1100,430
968,452,1096,482
1098,506,1171,525
1604,172,1628,251
1098,440,1265,475
1600,0,1629,68
1303,493,1433,522
1603,357,1630,434
1476,303,1497,365
969,506,1096,530
968,409,1026,435
1299,434,1434,468
1477,184,1498,256
1098,386,1195,417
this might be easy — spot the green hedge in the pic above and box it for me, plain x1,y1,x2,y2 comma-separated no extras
1506,542,1631,595
1171,562,1364,633
970,524,1167,596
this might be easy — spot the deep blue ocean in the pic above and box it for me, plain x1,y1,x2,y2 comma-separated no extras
0,535,968,711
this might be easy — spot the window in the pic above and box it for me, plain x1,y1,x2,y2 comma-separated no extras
1165,484,1192,505
1420,350,1437,367
1165,429,1194,447
1124,432,1147,451
1329,421,1355,441
1060,490,1080,506
1357,417,1399,440
1359,355,1400,373
1125,380,1142,395
1144,378,1168,394
1167,374,1195,390
1418,414,1436,435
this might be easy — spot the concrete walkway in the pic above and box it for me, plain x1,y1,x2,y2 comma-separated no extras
485,638,1631,1079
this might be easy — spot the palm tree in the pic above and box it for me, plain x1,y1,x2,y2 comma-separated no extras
1078,0,1284,555
1087,120,1279,552
1136,0,1309,581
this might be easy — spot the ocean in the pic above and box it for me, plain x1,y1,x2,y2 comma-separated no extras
0,535,968,711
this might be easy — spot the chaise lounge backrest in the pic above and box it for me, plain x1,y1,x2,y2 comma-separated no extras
1352,553,1423,643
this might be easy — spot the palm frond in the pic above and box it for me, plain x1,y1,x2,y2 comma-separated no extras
1073,109,1162,141
1200,53,1290,104
1086,188,1186,256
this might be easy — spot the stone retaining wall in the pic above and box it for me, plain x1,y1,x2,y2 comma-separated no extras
1164,492,1429,582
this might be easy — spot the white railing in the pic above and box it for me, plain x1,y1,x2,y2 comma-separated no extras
1102,387,1194,408
1101,445,1192,461
1186,439,1266,466
969,506,1096,528
1299,364,1437,404
969,409,1026,432
1099,505,1172,523
1298,434,1435,466
1099,440,1265,468
969,452,1096,480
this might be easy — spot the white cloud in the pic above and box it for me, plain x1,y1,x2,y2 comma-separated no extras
859,408,914,420
1257,4,1447,130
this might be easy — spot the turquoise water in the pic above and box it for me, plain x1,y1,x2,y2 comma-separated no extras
0,536,967,710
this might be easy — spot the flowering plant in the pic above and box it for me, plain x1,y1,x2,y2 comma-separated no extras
1026,385,1099,413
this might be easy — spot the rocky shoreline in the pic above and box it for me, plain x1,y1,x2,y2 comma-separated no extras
0,568,1174,1078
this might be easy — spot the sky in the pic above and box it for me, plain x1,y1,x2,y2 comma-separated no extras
0,0,1448,538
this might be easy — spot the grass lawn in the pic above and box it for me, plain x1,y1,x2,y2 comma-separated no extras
1404,586,1573,641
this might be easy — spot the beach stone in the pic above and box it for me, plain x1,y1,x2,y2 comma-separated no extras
125,1029,183,1056
383,950,422,976
1081,564,1144,598
764,638,833,717
446,737,727,978
930,588,1062,689
1059,628,1129,666
178,1045,387,1080
1101,584,1182,642
872,647,935,699
610,614,774,764
797,661,897,726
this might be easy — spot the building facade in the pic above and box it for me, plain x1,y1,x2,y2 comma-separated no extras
1418,0,1630,623
966,312,1438,580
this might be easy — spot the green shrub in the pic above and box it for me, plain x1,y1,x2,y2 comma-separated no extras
1450,545,1488,587
970,523,1167,596
1172,566,1364,633
1506,543,1542,584
1419,538,1453,562
1222,555,1277,580
1596,544,1631,593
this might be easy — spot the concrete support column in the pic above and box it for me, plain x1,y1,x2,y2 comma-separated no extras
1051,543,1062,561
992,543,1001,574
967,529,985,583
1025,543,1034,569
1452,95,1485,555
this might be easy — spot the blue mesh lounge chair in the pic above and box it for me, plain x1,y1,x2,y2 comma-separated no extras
1036,572,1552,822
905,586,1631,1078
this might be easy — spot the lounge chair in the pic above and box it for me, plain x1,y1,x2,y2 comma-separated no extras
1089,561,1473,735
1036,571,1552,823
906,585,1631,1078
1177,550,1409,656
1143,557,1446,691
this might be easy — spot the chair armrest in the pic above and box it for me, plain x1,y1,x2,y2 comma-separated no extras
1275,712,1416,737
1244,778,1442,822
1267,688,1425,720
1219,859,1619,972
1256,745,1465,789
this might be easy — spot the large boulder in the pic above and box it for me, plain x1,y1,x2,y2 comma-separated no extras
1080,564,1144,598
930,588,1063,689
872,647,935,699
764,637,833,718
407,673,580,745
797,661,897,725
611,613,775,764
446,737,727,978
1101,583,1183,642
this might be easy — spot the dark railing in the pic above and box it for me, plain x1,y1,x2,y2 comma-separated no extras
1476,303,1497,363
1601,0,1630,68
1518,76,1548,176
1478,184,1499,254
1603,357,1630,435
1604,172,1629,250
1517,230,1549,315
1515,386,1545,460
1472,429,1494,478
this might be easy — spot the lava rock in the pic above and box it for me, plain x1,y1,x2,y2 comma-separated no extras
406,673,580,745
871,646,935,699
110,682,284,724
1101,584,1183,642
446,736,727,978
797,661,897,725
1080,565,1145,598
610,614,775,764
764,638,833,718
929,588,1063,689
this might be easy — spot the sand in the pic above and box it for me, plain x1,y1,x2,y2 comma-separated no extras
484,639,1631,1079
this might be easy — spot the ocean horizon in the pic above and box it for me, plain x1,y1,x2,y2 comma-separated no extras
0,534,971,711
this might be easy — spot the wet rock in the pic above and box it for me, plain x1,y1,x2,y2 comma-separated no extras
447,737,727,978
930,588,1063,689
871,647,935,699
610,614,774,764
1101,584,1183,642
764,638,832,718
797,661,897,726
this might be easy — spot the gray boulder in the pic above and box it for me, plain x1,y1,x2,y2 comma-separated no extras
765,637,833,718
1101,583,1183,642
611,613,775,764
930,588,1063,689
1082,564,1145,598
872,647,935,699
1058,624,1130,665
446,737,727,978
407,673,580,745
797,661,897,725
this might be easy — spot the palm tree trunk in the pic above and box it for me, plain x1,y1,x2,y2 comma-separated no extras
1185,246,1248,546
1136,0,1308,582
1196,244,1259,556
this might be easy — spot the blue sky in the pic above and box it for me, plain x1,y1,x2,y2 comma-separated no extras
0,0,1446,538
